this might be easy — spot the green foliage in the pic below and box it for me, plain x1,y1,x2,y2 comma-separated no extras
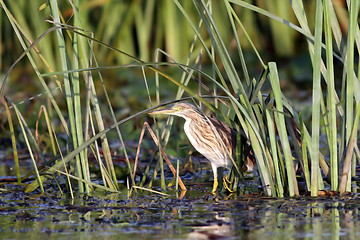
0,0,358,197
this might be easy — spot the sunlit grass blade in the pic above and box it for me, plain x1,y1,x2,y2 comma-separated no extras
265,109,283,197
342,0,359,191
71,0,92,193
269,62,298,196
309,0,323,196
323,0,338,191
48,0,87,193
131,186,169,196
70,0,123,190
3,98,21,183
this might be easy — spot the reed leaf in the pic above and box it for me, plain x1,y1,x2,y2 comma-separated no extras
323,0,338,191
269,62,298,196
342,0,359,191
3,98,21,183
310,0,323,197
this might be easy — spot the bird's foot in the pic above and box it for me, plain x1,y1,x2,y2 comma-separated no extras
211,179,219,193
223,175,234,193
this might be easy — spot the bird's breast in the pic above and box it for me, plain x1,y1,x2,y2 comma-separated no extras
183,119,232,168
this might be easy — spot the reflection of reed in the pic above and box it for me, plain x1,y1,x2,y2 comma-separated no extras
225,198,360,239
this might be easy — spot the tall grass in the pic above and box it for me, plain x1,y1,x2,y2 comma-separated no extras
168,0,359,196
0,0,358,197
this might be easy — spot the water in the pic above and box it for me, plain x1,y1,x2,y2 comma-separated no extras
0,148,359,239
0,187,359,240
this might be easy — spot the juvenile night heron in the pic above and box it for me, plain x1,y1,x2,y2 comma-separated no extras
149,102,236,192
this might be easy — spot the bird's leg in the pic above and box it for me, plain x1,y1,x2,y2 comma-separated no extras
211,165,233,193
211,163,218,193
218,167,224,190
217,166,233,193
223,174,234,193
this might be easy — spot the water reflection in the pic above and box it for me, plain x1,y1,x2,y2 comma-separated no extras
0,189,359,240
185,197,360,240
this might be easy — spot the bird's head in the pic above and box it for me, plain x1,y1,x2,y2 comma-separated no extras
149,103,202,120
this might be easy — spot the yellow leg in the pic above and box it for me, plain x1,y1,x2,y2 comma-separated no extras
211,163,218,193
223,175,234,193
212,177,218,193
211,164,233,193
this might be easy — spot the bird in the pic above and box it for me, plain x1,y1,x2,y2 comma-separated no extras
149,102,236,192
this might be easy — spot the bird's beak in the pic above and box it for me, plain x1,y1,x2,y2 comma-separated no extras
148,107,175,116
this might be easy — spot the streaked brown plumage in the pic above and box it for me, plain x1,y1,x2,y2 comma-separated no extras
149,103,236,192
